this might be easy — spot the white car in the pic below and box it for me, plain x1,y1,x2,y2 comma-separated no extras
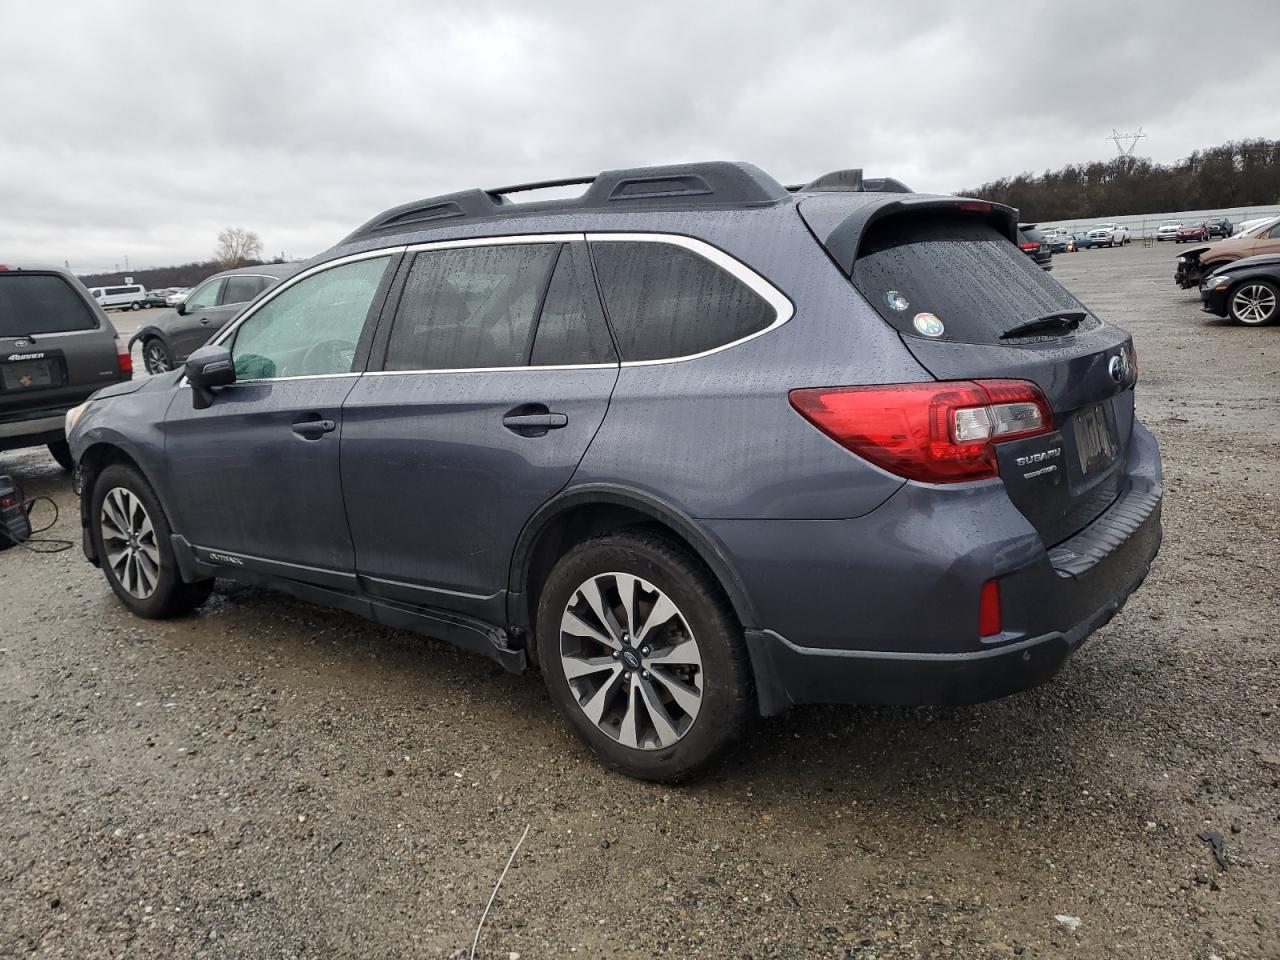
1156,221,1182,242
1087,223,1130,248
164,287,191,307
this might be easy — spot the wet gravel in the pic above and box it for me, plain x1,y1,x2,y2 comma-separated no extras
2,242,1277,958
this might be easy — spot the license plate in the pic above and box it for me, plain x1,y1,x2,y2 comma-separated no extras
1,359,54,391
1073,402,1117,476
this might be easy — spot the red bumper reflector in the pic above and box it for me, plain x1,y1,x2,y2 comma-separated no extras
979,579,1002,637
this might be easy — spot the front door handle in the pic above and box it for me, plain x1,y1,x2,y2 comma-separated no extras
502,405,568,437
292,418,336,440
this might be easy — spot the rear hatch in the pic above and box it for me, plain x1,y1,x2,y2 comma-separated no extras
0,271,124,418
801,199,1134,547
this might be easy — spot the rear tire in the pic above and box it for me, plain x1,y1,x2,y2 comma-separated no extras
1228,280,1279,326
90,463,214,618
47,439,74,471
130,301,142,311
535,530,754,782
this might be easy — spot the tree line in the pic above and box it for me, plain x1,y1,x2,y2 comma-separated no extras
80,228,270,289
957,138,1280,222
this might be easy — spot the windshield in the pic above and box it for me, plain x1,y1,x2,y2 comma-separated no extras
852,214,1092,344
0,273,98,336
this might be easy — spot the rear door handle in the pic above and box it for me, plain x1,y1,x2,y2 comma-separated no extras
292,418,336,440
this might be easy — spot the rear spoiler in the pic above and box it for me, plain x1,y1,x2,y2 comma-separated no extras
798,194,1020,276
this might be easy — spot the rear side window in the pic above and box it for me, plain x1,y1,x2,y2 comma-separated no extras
223,274,263,305
531,246,617,366
853,215,1086,344
0,274,97,335
384,244,559,370
590,241,775,361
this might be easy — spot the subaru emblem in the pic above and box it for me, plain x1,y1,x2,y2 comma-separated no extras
1108,354,1125,384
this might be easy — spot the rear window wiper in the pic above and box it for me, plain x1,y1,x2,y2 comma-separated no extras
1000,310,1087,340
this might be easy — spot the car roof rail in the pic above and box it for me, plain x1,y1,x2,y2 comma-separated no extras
340,161,790,243
787,169,915,194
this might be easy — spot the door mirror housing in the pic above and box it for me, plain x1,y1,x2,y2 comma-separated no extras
176,301,188,316
185,344,235,410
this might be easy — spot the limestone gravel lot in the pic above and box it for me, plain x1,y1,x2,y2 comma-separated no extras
1,242,1277,959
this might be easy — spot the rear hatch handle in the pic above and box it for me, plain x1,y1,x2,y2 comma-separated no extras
999,310,1087,340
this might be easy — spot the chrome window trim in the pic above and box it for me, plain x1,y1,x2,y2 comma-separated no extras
196,230,793,383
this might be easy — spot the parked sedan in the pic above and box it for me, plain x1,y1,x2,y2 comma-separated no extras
1176,222,1209,243
1156,221,1182,242
129,265,298,373
141,289,170,308
164,288,190,307
1199,254,1280,325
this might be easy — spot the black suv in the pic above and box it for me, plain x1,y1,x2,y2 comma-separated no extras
0,265,132,469
67,163,1162,780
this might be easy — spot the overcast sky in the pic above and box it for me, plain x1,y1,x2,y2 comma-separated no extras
3,0,1278,273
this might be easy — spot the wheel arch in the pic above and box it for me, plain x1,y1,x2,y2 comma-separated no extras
508,485,761,642
77,441,169,566
127,325,167,350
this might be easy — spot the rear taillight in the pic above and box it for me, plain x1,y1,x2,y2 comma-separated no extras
788,380,1053,484
1018,242,1039,252
116,338,133,377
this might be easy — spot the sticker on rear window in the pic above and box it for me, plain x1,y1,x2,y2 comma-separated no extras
913,312,944,337
885,290,909,312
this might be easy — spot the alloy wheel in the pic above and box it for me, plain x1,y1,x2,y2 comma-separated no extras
143,341,171,373
1231,284,1277,325
100,486,161,598
559,572,703,750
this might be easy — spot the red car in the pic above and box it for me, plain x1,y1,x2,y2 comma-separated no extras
1176,222,1209,243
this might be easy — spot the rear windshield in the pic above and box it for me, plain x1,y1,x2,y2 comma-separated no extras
0,273,98,336
852,215,1089,344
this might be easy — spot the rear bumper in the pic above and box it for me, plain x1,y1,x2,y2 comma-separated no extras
709,423,1163,716
0,406,76,451
745,502,1159,714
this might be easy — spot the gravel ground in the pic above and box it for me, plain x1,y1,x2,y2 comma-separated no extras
2,243,1277,959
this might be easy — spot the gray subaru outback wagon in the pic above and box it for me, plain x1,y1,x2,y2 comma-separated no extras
66,162,1162,780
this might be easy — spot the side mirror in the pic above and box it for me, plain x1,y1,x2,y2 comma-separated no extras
185,344,235,410
176,301,188,316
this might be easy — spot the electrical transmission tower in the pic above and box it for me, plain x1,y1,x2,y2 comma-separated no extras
1108,127,1147,158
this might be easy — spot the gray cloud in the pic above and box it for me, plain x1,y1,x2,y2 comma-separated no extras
3,0,1277,271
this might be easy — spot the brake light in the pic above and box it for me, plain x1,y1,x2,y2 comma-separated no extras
116,339,133,377
979,579,1002,637
788,380,1053,483
1018,242,1039,252
959,201,991,212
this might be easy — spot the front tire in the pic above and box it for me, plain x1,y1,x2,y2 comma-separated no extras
535,530,753,782
141,337,174,374
1228,280,1279,325
90,463,213,618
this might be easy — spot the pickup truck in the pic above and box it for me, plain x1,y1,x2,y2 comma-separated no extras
1087,223,1130,247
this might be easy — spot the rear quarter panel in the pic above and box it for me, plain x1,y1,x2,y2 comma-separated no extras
571,208,924,520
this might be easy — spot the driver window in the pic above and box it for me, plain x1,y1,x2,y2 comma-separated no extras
186,278,225,311
230,256,390,381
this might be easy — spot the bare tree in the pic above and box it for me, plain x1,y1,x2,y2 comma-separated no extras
214,227,264,267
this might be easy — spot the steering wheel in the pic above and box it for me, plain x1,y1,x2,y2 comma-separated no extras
300,338,356,376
